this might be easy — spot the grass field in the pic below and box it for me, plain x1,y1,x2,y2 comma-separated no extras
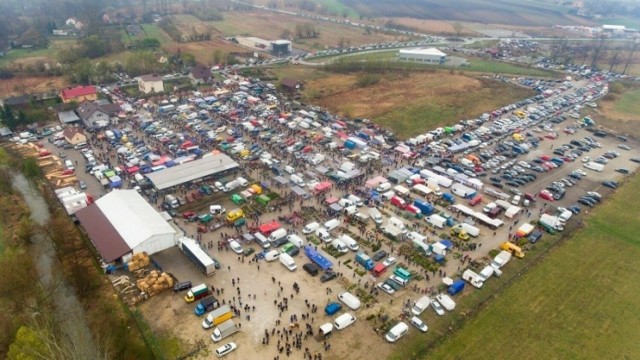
141,24,173,45
613,88,640,115
589,83,640,138
418,174,640,360
287,69,532,138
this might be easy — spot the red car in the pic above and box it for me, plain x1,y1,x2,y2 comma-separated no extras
539,190,555,201
540,155,551,161
390,196,407,209
183,211,197,220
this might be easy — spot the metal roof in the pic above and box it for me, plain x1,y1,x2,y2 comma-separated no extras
146,153,239,190
58,111,81,124
399,48,447,57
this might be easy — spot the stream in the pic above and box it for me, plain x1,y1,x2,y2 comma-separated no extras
13,174,100,358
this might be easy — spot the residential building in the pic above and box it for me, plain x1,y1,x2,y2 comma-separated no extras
281,78,303,92
189,65,211,85
63,127,87,145
138,74,164,94
76,101,110,128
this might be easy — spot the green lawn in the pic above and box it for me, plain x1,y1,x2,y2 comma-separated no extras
141,24,173,45
413,174,640,360
311,0,359,18
0,47,55,66
613,88,640,115
462,57,553,77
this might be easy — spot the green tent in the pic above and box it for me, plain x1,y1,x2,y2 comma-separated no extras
103,170,116,178
231,194,245,205
444,127,455,134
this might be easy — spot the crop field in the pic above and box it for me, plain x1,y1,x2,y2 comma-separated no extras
338,0,590,27
381,18,481,36
421,173,640,360
295,70,532,138
209,11,405,51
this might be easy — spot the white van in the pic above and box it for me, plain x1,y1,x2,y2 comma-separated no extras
65,159,74,171
264,250,280,262
287,234,305,248
388,217,407,233
337,291,361,310
381,190,395,201
385,322,409,343
584,161,604,172
254,232,271,248
315,228,331,243
268,228,287,243
331,239,348,253
339,235,359,251
290,174,305,187
302,221,319,234
347,194,363,207
368,208,383,225
376,182,391,192
284,165,296,174
323,218,340,232
338,198,354,208
411,296,431,316
333,313,356,330
279,253,297,271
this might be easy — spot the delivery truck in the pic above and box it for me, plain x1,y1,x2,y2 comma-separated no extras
491,250,513,269
185,283,210,303
202,305,233,329
462,269,484,288
436,294,456,311
279,252,297,271
411,296,431,316
426,214,446,229
211,319,240,342
355,252,374,270
194,296,220,316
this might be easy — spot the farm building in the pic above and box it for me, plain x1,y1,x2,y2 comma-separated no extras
138,74,164,94
60,85,97,103
398,48,447,64
145,153,239,191
189,64,212,85
281,78,303,92
75,190,177,263
271,40,292,56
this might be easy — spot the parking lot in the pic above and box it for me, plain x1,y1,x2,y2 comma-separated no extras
29,69,640,359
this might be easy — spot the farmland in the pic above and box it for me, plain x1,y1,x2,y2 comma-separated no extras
0,76,69,98
276,67,533,138
420,172,640,360
589,83,640,138
338,0,591,27
208,11,407,51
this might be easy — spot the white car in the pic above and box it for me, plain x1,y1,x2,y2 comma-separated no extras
215,342,237,357
377,282,395,295
229,240,243,254
581,156,590,163
214,126,227,133
214,182,225,191
431,300,445,316
382,257,396,268
410,316,428,332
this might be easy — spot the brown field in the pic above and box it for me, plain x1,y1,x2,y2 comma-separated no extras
0,76,69,97
210,11,407,51
379,18,481,36
283,68,532,137
162,38,249,64
171,14,223,38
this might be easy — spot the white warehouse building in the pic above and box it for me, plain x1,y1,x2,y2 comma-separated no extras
398,48,447,64
76,190,177,263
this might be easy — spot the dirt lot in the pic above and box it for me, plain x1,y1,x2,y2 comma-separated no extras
210,11,406,51
162,39,249,64
0,76,69,97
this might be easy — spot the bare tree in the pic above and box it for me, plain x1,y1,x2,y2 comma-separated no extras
609,50,622,72
452,22,464,37
590,35,607,69
623,39,639,75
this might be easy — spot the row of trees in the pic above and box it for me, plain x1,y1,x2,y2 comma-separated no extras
548,37,640,74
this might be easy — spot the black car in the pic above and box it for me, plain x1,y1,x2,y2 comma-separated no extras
578,197,596,207
631,158,640,164
602,181,618,189
528,230,544,244
173,281,192,292
505,180,520,187
372,250,388,261
491,182,504,189
303,263,320,276
320,270,337,283
615,168,630,175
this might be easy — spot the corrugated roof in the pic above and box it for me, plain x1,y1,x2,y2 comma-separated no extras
58,111,80,123
399,47,447,57
76,202,130,262
61,85,96,99
146,153,239,190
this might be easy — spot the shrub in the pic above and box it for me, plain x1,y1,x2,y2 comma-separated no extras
355,73,381,87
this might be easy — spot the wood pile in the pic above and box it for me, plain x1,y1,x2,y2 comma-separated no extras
126,252,151,272
135,270,174,297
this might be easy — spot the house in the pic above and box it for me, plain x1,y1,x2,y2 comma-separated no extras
60,85,97,103
58,110,81,125
138,74,164,94
65,17,84,30
0,95,33,108
76,101,110,128
188,64,211,85
63,127,87,145
281,78,303,92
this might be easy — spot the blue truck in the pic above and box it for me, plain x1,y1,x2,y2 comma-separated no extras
448,280,465,295
194,296,220,316
413,199,435,216
304,245,333,270
355,252,374,271
442,193,456,204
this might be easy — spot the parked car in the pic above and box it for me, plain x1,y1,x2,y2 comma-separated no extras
602,181,618,189
377,282,396,295
372,250,388,261
320,270,337,283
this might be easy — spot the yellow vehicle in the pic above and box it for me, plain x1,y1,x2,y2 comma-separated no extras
239,149,250,158
226,208,245,223
121,135,129,143
451,226,470,241
514,110,526,119
249,184,263,195
500,241,525,258
512,133,525,142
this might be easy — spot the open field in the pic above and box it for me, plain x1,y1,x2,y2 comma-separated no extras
141,24,173,45
171,14,222,38
0,39,76,67
162,38,248,64
424,172,640,360
588,84,640,138
209,11,406,51
599,17,640,29
338,0,592,27
294,70,532,138
382,18,481,36
0,76,69,98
